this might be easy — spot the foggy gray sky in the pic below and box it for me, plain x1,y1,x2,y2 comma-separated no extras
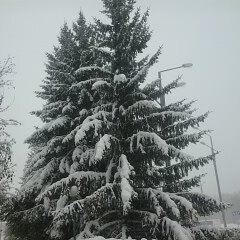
1,0,240,197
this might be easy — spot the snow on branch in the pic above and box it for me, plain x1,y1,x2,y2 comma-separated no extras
75,66,112,75
46,136,64,154
124,111,191,134
75,111,112,145
24,146,48,175
94,134,120,164
162,99,196,114
118,154,134,180
71,78,108,91
117,154,136,215
31,100,66,117
150,111,190,122
139,188,163,217
20,168,44,195
128,131,168,155
142,78,160,94
75,119,103,144
118,154,136,215
9,204,45,223
90,46,114,56
77,219,101,239
169,193,196,216
62,125,81,144
59,152,72,174
127,65,149,87
147,76,185,102
138,188,182,220
161,155,212,179
83,111,111,125
154,190,180,219
166,130,209,149
129,111,190,130
159,217,193,240
62,103,77,115
36,171,106,202
123,100,158,117
171,175,204,191
162,112,210,136
114,74,128,84
47,69,75,82
22,158,60,195
140,210,160,232
92,80,111,90
39,158,60,184
25,126,49,144
127,47,161,87
167,145,193,162
75,211,123,239
25,116,70,144
120,92,148,108
53,184,118,223
48,116,71,132
56,194,68,210
176,192,229,216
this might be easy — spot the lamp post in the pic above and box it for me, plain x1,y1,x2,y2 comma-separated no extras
158,63,193,172
200,134,227,227
158,63,193,108
199,181,208,224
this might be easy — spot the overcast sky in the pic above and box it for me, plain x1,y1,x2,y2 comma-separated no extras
1,0,240,197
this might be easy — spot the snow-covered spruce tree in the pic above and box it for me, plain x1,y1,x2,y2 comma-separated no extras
6,2,229,240
5,13,111,240
29,1,228,240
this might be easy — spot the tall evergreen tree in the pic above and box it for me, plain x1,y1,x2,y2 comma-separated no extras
4,14,111,240
5,1,233,240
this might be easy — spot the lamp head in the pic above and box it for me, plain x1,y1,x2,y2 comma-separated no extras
182,63,193,68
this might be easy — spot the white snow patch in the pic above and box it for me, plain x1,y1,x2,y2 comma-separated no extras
56,195,68,210
161,217,193,240
92,80,110,90
118,155,136,214
114,74,128,84
69,185,78,197
94,134,119,163
170,194,194,214
75,66,111,75
36,171,105,202
75,119,102,144
48,116,70,132
129,131,168,155
72,147,83,161
43,197,50,211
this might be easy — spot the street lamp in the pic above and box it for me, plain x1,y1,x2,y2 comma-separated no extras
158,63,193,108
200,133,227,228
158,63,193,171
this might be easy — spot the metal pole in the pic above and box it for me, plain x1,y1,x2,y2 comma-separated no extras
158,63,192,190
159,65,183,73
209,135,227,227
158,71,165,108
200,181,208,224
200,182,204,194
